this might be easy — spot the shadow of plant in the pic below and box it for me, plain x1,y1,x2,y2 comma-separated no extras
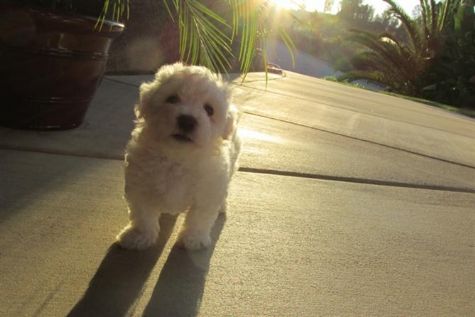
142,213,226,317
68,215,177,317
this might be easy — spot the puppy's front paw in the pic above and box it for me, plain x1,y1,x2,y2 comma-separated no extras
178,231,212,250
116,224,158,250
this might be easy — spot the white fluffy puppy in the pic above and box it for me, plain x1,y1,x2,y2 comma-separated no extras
117,63,240,250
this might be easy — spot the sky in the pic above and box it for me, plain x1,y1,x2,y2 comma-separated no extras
272,0,420,15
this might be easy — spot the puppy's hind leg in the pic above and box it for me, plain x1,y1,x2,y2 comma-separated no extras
117,201,160,250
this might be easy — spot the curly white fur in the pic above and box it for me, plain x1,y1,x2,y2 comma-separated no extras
117,63,240,250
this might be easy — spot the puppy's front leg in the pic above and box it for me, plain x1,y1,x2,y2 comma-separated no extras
179,180,228,250
179,203,220,250
117,202,160,250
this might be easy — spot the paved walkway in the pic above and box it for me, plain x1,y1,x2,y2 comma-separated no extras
1,71,474,316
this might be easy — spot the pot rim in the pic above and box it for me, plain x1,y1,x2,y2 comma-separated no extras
1,4,125,36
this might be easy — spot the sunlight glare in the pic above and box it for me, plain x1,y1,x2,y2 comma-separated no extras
269,0,322,11
269,0,419,15
239,128,283,143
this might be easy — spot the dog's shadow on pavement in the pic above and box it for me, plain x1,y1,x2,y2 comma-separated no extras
143,213,226,317
68,215,177,317
68,213,225,317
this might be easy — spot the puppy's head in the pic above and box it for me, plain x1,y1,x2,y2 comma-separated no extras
136,63,237,149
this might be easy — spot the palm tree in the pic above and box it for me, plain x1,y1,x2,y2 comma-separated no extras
339,0,462,95
423,0,475,107
99,0,295,75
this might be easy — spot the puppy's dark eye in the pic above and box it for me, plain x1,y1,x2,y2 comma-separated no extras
165,94,180,104
204,103,214,117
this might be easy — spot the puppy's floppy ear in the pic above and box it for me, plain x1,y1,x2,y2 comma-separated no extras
135,63,180,119
134,81,155,119
223,104,240,140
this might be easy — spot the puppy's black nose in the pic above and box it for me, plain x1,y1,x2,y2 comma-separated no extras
177,115,197,133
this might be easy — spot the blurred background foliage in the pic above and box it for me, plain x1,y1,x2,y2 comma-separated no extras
98,0,473,109
283,0,474,108
336,0,474,108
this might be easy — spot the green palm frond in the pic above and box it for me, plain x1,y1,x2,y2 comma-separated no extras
228,0,295,75
96,0,129,29
348,30,418,73
378,32,404,50
167,0,233,73
351,49,410,87
278,26,296,66
232,0,260,75
98,0,296,77
346,26,428,94
420,0,429,33
382,0,422,51
438,0,462,32
358,50,405,77
430,0,437,33
438,0,451,32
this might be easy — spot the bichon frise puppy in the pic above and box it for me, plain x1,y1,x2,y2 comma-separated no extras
116,63,240,250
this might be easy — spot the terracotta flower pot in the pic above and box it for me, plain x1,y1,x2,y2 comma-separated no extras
0,5,124,130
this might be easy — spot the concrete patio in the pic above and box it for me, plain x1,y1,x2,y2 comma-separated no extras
1,71,474,316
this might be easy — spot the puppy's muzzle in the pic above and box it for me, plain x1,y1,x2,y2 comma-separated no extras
177,115,197,133
173,115,197,143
